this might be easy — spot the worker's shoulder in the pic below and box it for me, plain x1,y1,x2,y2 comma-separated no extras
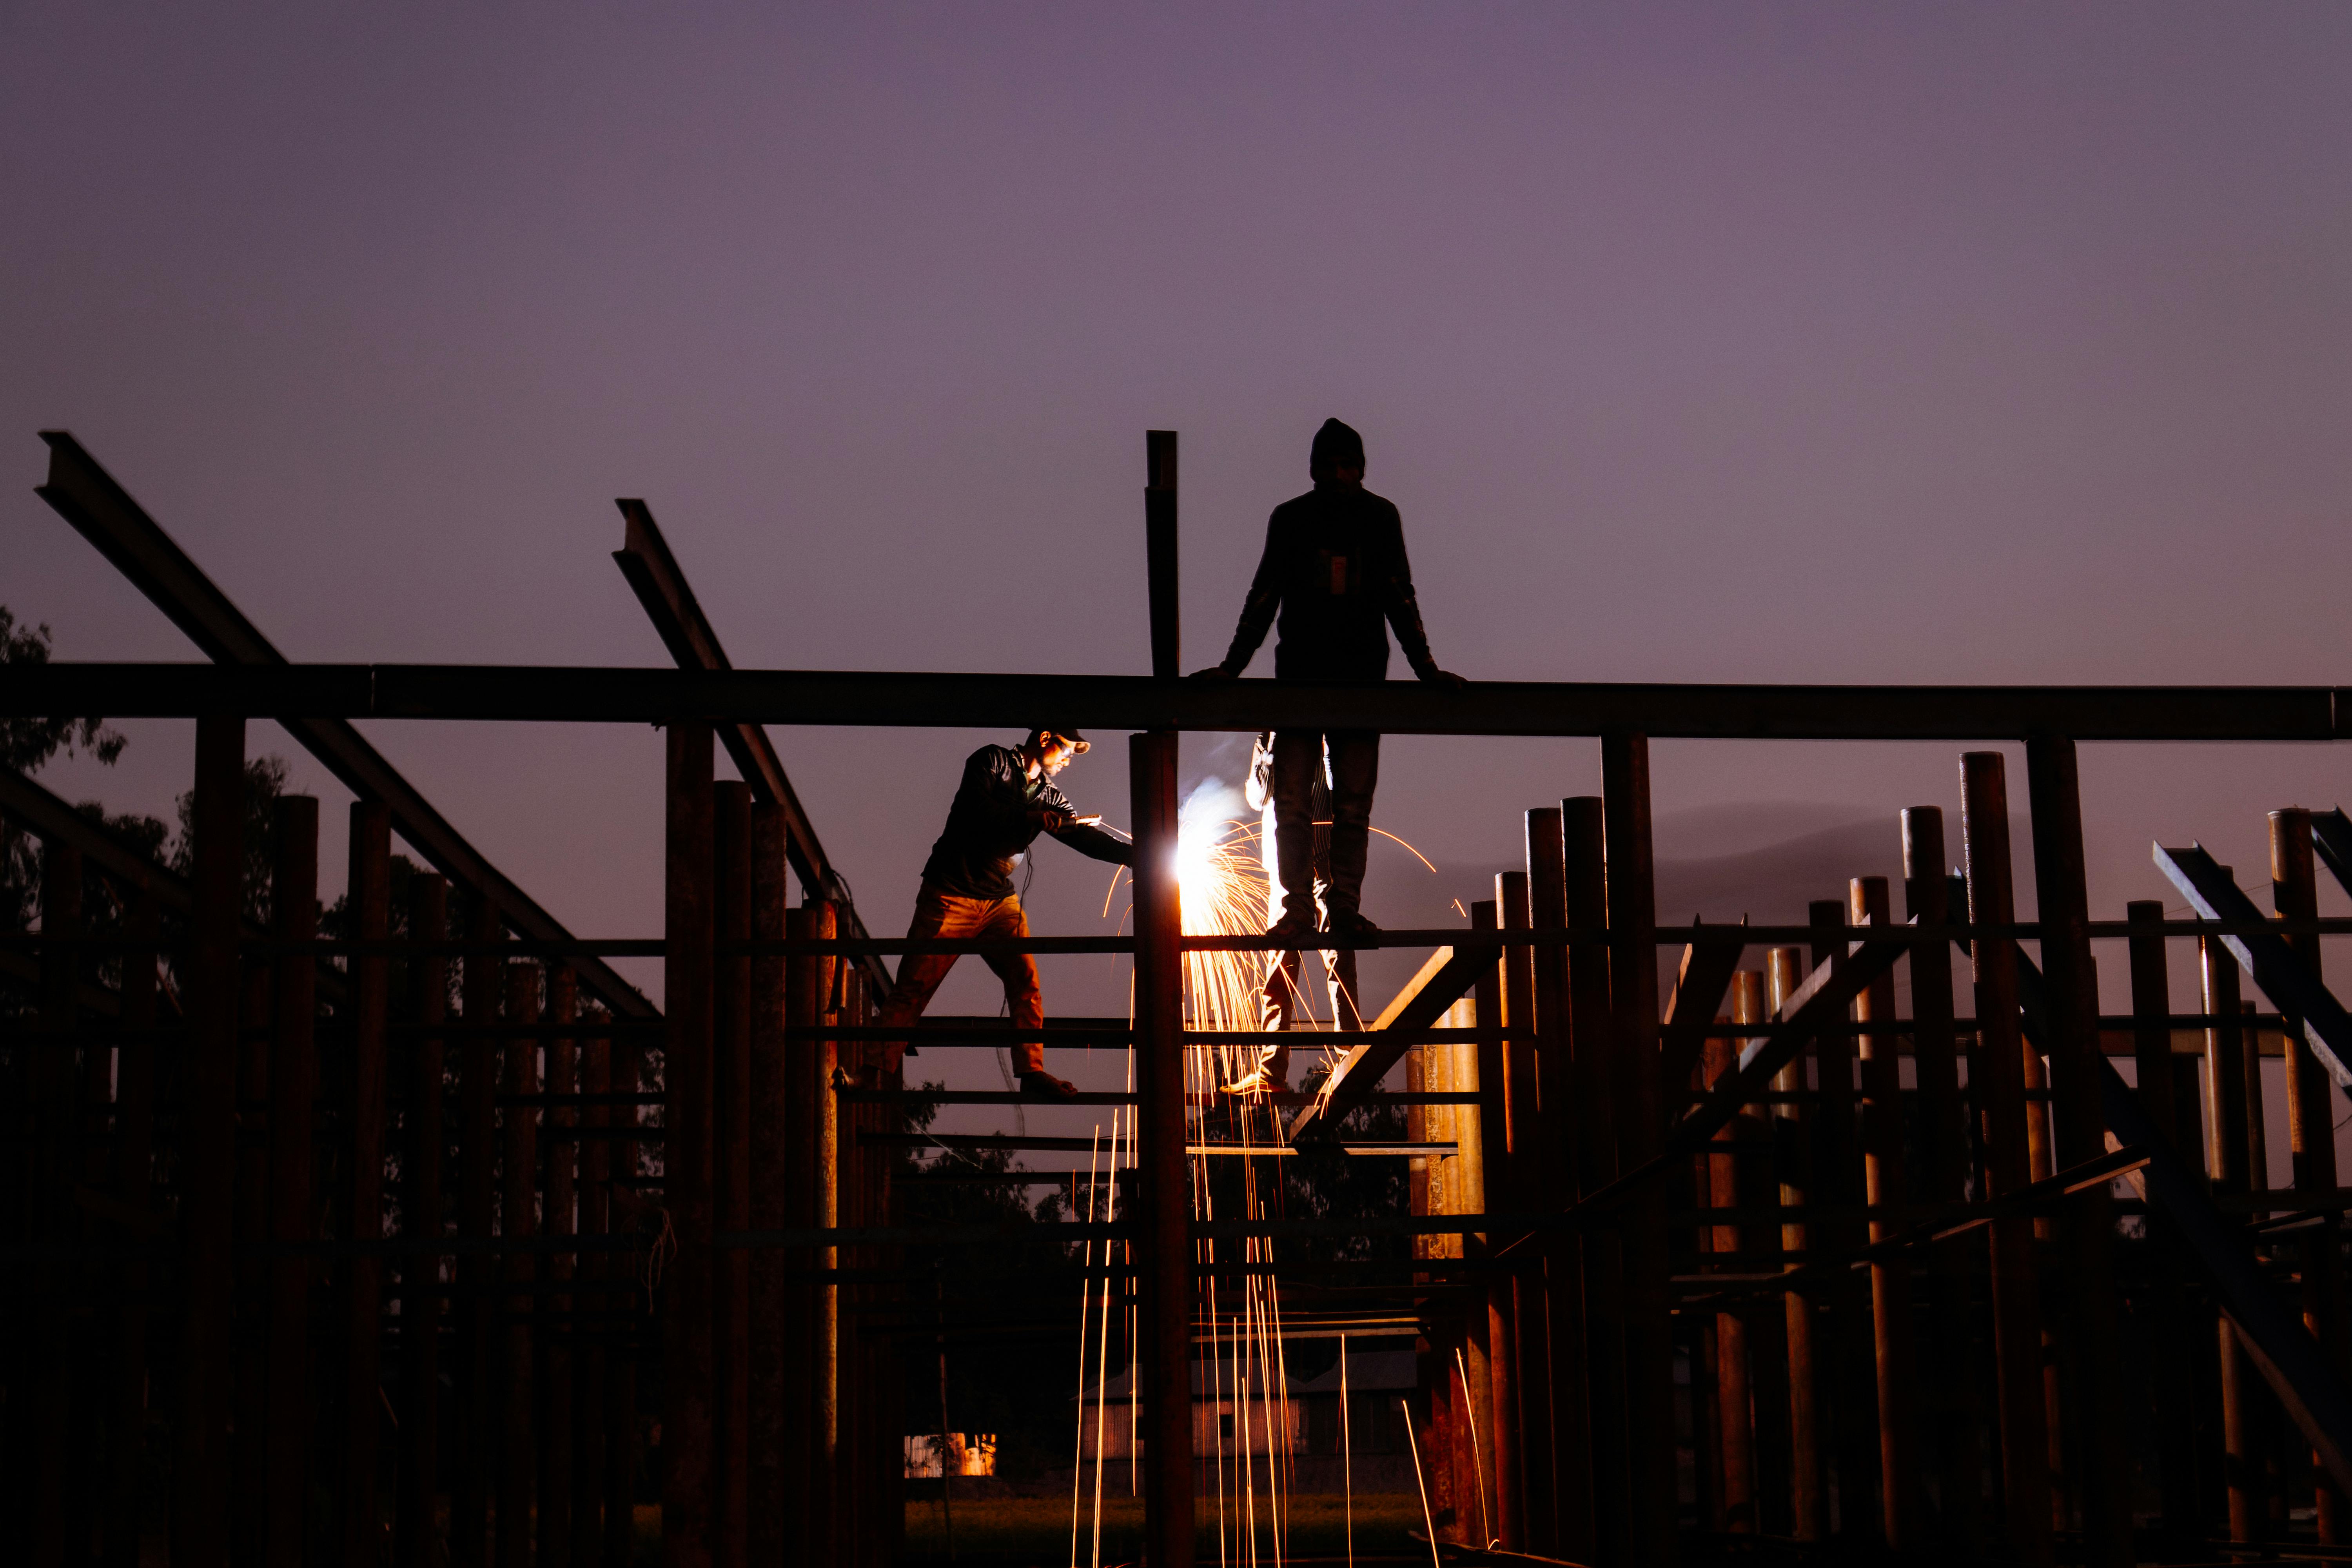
1268,485,1403,527
962,742,1022,774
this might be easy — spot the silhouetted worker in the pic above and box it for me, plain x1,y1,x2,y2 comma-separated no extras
1196,418,1462,1044
876,728,1131,1100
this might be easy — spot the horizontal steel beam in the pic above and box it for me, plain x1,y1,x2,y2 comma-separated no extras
32,434,656,1020
6,660,2348,740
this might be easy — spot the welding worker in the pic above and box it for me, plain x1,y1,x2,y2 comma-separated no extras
1194,419,1463,1035
875,728,1131,1101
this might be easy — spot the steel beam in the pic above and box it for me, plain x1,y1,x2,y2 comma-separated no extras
1288,944,1491,1139
9,657,2352,740
611,500,889,996
32,433,653,1019
2156,842,2352,1091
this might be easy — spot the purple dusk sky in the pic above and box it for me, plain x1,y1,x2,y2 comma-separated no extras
8,7,2352,1126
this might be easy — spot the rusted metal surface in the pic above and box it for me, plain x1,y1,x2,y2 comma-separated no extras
1960,751,2055,1566
1131,728,1195,1568
746,803,790,1566
712,783,752,1566
1560,801,1617,1564
662,721,717,1567
1765,945,1826,1541
1848,876,1919,1546
1702,993,1756,1534
1470,897,1524,1552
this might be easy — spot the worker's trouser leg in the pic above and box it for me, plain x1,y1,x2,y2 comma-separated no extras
1320,730,1380,921
1269,731,1324,925
879,886,1045,1075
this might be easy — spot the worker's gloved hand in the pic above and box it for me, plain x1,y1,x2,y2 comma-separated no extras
1188,664,1239,681
1414,665,1469,688
1031,807,1075,833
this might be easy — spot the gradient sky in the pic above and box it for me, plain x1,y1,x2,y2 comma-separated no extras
9,6,2352,1119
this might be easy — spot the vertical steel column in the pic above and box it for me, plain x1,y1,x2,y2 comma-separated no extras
498,962,541,1568
1731,969,1790,1535
1146,431,1180,679
1561,797,1621,1565
572,998,610,1561
1766,946,1828,1541
2127,899,2200,1541
343,800,392,1564
103,884,160,1568
265,797,319,1568
454,895,506,1568
2022,737,2130,1568
1704,1000,1757,1532
1495,870,1559,1553
662,720,717,1568
607,1024,645,1568
1469,897,1523,1551
781,900,834,1564
2273,807,2347,1541
1525,808,1588,1553
1852,876,1920,1545
173,712,245,1568
1959,751,2055,1567
1597,739,1675,1568
2203,917,2263,1542
1132,728,1194,1568
746,804,790,1566
1807,897,1880,1541
32,835,82,1568
712,782,752,1567
234,947,273,1559
817,912,842,1568
398,873,450,1568
1901,808,1984,1546
542,967,579,1568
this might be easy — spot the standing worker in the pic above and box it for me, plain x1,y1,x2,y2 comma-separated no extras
1195,418,1463,1042
875,728,1131,1100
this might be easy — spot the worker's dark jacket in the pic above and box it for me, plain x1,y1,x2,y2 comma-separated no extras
919,745,1132,900
1219,481,1438,682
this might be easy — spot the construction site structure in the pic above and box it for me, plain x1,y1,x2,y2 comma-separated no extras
10,429,2352,1566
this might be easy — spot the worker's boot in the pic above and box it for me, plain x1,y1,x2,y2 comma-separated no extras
1018,1070,1078,1102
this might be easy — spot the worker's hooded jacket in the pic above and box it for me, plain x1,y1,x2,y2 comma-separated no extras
1218,480,1439,682
919,745,1133,900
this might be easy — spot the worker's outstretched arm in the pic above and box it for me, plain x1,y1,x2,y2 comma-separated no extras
1193,512,1287,679
1380,512,1465,687
1046,818,1134,867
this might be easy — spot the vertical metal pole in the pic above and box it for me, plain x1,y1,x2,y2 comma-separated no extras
663,720,717,1568
1470,897,1523,1551
1561,797,1622,1565
1704,997,1757,1532
1146,431,1180,679
1131,728,1194,1568
455,895,506,1568
2022,737,2130,1568
1959,751,2055,1567
32,836,82,1568
1806,897,1880,1542
264,797,319,1568
572,996,610,1561
782,900,833,1564
2273,807,2347,1542
1851,877,1920,1546
173,711,245,1568
343,800,392,1564
817,927,842,1568
1524,808,1590,1555
234,944,272,1560
103,883,159,1568
1731,970,1789,1534
1596,739,1676,1568
712,782,752,1568
398,873,449,1568
2126,899,2199,1542
746,804,790,1566
499,962,541,1568
606,1023,644,1568
1494,870,1559,1553
1767,946,1828,1541
1901,809,1985,1547
542,967,579,1568
2203,918,2261,1543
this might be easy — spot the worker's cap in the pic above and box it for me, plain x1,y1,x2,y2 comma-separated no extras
1030,727,1089,754
1310,417,1365,473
